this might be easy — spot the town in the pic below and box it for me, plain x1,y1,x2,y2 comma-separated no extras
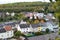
0,0,60,40
0,12,59,40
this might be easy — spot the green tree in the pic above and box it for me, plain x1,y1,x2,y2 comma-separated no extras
53,0,60,13
34,32,44,36
55,0,60,2
45,28,50,33
55,37,60,40
17,13,26,20
14,31,21,38
49,0,53,2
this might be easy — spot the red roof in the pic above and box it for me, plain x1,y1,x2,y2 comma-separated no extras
4,25,12,31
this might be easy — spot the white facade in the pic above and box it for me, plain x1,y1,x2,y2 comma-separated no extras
0,30,14,39
47,13,53,16
33,13,44,19
20,28,31,33
17,24,32,33
6,12,10,15
37,13,44,18
11,12,15,16
41,22,58,32
30,17,33,19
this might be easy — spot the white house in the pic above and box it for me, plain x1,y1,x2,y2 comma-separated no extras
46,22,58,32
47,13,55,19
17,24,32,33
16,22,58,33
39,23,48,31
11,12,15,16
0,26,14,39
25,12,33,19
44,13,56,21
31,24,41,32
33,13,44,19
40,22,58,32
6,12,10,15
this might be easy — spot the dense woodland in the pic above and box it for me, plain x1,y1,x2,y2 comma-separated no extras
0,2,53,13
0,0,59,13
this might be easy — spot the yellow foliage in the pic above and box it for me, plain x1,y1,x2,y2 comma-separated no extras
40,19,45,23
34,20,39,24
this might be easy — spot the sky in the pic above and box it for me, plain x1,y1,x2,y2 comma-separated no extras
0,0,55,4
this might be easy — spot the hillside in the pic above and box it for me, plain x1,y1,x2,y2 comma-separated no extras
0,2,50,12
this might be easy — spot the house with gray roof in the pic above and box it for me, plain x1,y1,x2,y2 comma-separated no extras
31,23,41,32
17,24,32,33
44,13,55,21
39,21,58,32
17,23,42,33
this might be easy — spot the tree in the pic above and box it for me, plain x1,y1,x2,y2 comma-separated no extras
14,31,21,38
49,0,53,2
55,37,60,40
45,28,50,33
17,13,26,20
55,0,60,2
34,32,44,36
53,0,60,13
49,38,51,40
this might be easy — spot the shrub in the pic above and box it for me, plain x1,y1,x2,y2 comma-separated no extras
34,32,44,36
45,28,50,33
14,31,22,38
55,37,60,40
58,31,60,35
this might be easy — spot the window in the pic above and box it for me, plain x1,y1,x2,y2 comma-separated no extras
7,31,9,33
11,33,12,35
53,28,58,29
27,28,28,30
1,35,3,37
7,34,9,36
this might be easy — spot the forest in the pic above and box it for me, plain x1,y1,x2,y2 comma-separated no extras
0,2,53,13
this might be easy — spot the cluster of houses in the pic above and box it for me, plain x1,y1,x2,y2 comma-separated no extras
0,12,59,39
24,12,55,20
0,12,15,18
17,20,58,33
0,22,16,40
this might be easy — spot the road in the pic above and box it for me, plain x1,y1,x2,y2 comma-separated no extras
28,33,58,40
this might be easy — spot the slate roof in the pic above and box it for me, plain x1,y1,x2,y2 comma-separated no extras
0,28,6,33
5,22,16,27
39,23,47,27
20,24,30,28
31,24,40,28
0,24,5,28
46,21,56,26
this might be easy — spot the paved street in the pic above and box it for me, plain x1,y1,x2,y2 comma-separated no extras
28,33,58,40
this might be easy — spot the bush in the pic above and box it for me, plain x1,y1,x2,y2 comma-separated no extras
55,37,60,40
58,31,60,35
34,32,44,36
45,28,50,33
14,31,22,38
